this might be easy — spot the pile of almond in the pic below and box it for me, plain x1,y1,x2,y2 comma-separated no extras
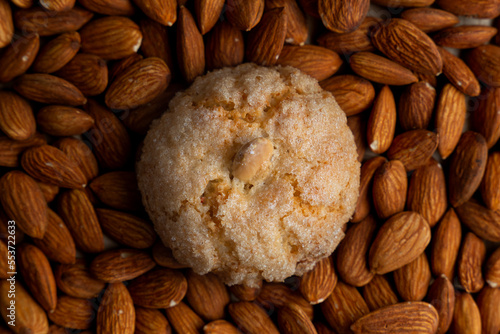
0,0,499,333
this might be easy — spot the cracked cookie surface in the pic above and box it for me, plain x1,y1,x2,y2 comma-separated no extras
137,63,360,287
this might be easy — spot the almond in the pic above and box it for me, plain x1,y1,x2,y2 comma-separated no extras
371,0,434,5
435,0,500,18
97,282,136,334
194,0,224,34
152,240,189,269
434,25,497,49
320,74,375,116
366,85,397,154
36,182,58,203
17,244,57,312
407,159,447,227
277,45,342,81
257,282,313,319
165,301,205,334
57,189,104,253
54,137,99,183
278,303,317,334
320,281,369,333
0,240,11,279
350,52,418,86
134,0,177,26
0,280,48,334
14,7,93,36
128,268,188,309
229,302,279,334
485,247,500,288
455,200,500,243
135,308,171,334
400,7,459,33
0,132,46,167
204,320,241,334
55,259,105,299
225,0,264,31
56,53,108,96
431,208,462,280
362,275,399,311
476,286,500,334
105,57,171,110
139,19,175,71
472,87,500,148
318,0,369,33
48,295,94,330
448,131,488,207
14,73,86,106
450,291,482,334
229,282,262,302
79,0,134,15
246,7,287,66
32,208,76,264
39,0,75,11
300,255,337,304
0,91,36,141
372,19,442,76
457,232,486,293
83,100,131,169
426,275,455,334
387,129,439,171
372,160,407,220
0,170,47,239
481,152,500,212
0,0,13,48
21,144,87,189
439,46,481,97
90,248,156,282
369,211,431,275
336,216,376,287
177,6,205,82
394,253,431,301
266,0,308,45
0,33,39,83
80,16,142,60
467,44,500,87
185,270,230,320
89,171,142,211
351,301,439,334
205,20,244,71
347,114,367,162
109,53,144,82
37,106,94,137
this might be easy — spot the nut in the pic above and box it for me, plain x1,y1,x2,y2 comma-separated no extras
231,137,274,183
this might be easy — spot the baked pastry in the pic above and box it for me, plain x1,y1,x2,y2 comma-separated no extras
137,63,360,287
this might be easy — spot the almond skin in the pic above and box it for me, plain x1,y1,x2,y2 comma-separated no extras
472,87,500,148
0,0,14,48
267,0,308,45
139,19,174,71
347,114,367,162
394,253,431,301
90,171,142,211
134,0,177,26
78,0,134,15
105,57,171,110
387,129,439,171
56,53,108,96
205,20,244,71
481,152,500,211
372,160,407,219
32,32,80,73
177,6,205,82
450,292,482,334
366,85,397,154
278,303,317,334
194,0,224,35
369,211,431,275
401,7,459,33
457,232,486,293
90,248,156,282
436,0,500,19
225,0,264,31
229,280,262,302
434,25,497,49
257,282,314,319
97,282,136,334
485,247,500,287
36,106,94,137
229,302,279,334
320,75,375,116
455,200,500,243
439,46,481,97
135,308,172,334
0,132,46,168
318,0,370,33
185,270,230,320
53,137,99,183
165,301,205,334
476,286,500,334
467,44,500,87
55,259,105,299
431,208,462,280
0,91,36,141
426,275,455,334
0,33,40,83
14,7,93,36
300,255,337,303
398,82,436,131
362,275,399,311
48,295,94,330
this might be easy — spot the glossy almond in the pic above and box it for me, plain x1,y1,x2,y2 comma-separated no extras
0,132,46,167
177,6,205,82
366,85,397,154
56,53,108,96
467,44,500,87
439,47,481,97
457,232,486,293
434,25,497,49
55,259,105,299
205,20,244,71
0,91,36,141
394,253,431,301
14,7,93,36
455,200,500,243
0,171,47,239
372,160,407,219
387,130,439,171
0,0,13,48
0,33,39,83
320,75,375,116
80,16,142,60
318,0,369,33
49,295,94,330
90,171,142,211
362,275,399,311
426,275,455,334
401,7,459,33
300,255,337,303
372,19,442,76
165,301,205,334
448,131,488,207
472,87,500,148
369,211,431,274
90,248,156,282
229,302,279,334
134,0,177,26
225,0,264,31
57,189,104,253
185,270,229,320
97,282,135,334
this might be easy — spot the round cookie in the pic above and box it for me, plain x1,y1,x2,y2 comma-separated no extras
137,63,360,287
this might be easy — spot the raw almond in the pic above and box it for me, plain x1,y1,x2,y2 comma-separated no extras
439,46,481,97
336,216,376,287
48,295,94,330
14,73,86,106
152,240,189,269
134,0,177,26
229,302,279,334
204,320,241,334
467,44,500,87
57,189,104,253
39,0,75,11
278,303,317,334
0,132,46,167
90,171,142,211
185,270,230,320
434,25,497,49
407,159,447,227
476,286,500,334
0,170,47,238
300,255,337,304
97,282,135,334
135,308,171,334
372,160,407,220
205,20,244,71
372,18,442,76
455,200,500,243
0,91,36,141
347,114,367,162
229,282,262,302
320,74,375,116
472,87,500,148
485,247,500,288
36,181,59,203
371,0,434,5
109,53,144,82
246,7,287,66
0,0,13,48
350,52,418,86
394,253,431,301
32,208,76,265
266,0,308,46
435,0,500,18
369,211,431,274
80,16,142,60
0,33,39,83
450,292,482,334
90,248,156,282
54,137,99,183
318,0,369,33
177,6,205,82
17,244,57,312
139,19,174,70
430,208,462,280
79,0,134,15
194,0,224,34
366,85,397,154
55,259,105,299
128,268,188,308
277,45,342,81
14,7,93,36
32,31,81,73
426,275,455,334
225,0,264,31
37,106,94,137
105,57,171,110
165,302,205,334
0,240,11,279
351,301,439,334
257,282,314,319
481,152,500,211
400,7,459,33
387,129,439,171
320,281,369,333
457,232,486,293
448,131,488,207
362,275,399,311
56,53,108,96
